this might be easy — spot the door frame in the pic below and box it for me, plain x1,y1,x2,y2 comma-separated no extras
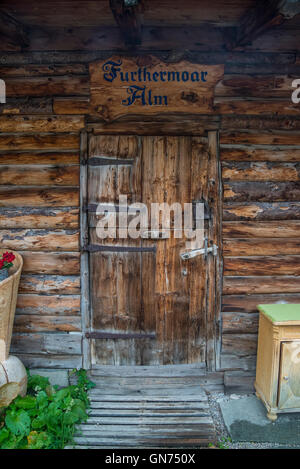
80,127,223,372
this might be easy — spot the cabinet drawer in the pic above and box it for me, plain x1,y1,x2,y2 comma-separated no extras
280,326,300,340
278,341,300,410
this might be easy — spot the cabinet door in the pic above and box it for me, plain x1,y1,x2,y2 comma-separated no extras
278,341,300,410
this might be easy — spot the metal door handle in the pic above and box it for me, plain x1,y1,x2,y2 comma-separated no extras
180,239,218,260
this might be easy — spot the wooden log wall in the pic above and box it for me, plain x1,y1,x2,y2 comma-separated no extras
220,129,300,375
1,50,300,377
0,62,87,368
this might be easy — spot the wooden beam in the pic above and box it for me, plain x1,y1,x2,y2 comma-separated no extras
228,0,300,50
109,0,144,47
0,10,29,51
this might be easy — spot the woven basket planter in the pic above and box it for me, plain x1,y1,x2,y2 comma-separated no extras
0,250,23,363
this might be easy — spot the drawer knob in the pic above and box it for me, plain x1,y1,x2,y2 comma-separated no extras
283,376,289,381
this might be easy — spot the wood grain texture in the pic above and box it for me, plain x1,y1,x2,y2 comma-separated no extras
220,146,300,163
0,207,79,229
221,116,300,132
11,332,82,355
22,25,226,52
216,75,296,99
0,152,79,165
223,202,300,221
19,274,80,295
0,97,53,115
0,134,79,150
222,334,257,356
21,251,80,275
222,312,259,334
223,221,300,238
5,76,89,97
221,147,300,162
0,64,87,77
88,118,214,136
206,131,222,370
17,354,82,369
53,98,90,115
14,315,81,333
0,165,79,186
220,131,300,146
224,256,300,276
0,187,79,207
224,181,300,202
0,116,85,132
215,99,300,116
222,162,300,182
0,229,79,251
16,294,80,315
223,276,300,295
223,238,300,256
220,354,256,371
222,294,300,314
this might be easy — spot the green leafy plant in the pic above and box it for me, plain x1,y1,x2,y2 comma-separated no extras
0,369,95,449
208,437,233,449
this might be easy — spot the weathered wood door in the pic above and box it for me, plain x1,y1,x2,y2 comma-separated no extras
86,133,220,367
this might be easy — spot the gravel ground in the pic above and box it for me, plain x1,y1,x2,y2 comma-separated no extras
207,392,299,450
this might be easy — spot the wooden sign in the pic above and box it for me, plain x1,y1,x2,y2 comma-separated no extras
89,56,224,121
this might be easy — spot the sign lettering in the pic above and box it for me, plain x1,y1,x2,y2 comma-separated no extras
90,56,224,121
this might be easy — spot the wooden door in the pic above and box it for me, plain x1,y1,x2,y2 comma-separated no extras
278,341,300,409
86,133,220,367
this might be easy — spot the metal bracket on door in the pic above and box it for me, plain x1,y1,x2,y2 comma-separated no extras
180,238,218,260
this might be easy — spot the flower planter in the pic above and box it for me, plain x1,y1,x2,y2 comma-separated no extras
0,269,8,282
0,250,23,363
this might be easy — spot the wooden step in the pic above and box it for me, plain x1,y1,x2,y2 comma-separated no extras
89,402,210,410
73,371,216,448
89,364,206,377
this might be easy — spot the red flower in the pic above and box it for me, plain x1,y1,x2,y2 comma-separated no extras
2,252,15,263
0,251,15,270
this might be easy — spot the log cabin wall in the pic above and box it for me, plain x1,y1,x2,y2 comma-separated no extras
0,59,88,369
0,48,300,383
219,129,300,387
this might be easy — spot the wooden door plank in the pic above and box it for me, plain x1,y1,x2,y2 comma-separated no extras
207,131,222,370
188,137,209,364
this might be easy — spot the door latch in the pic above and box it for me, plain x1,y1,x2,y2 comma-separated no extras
180,239,218,260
